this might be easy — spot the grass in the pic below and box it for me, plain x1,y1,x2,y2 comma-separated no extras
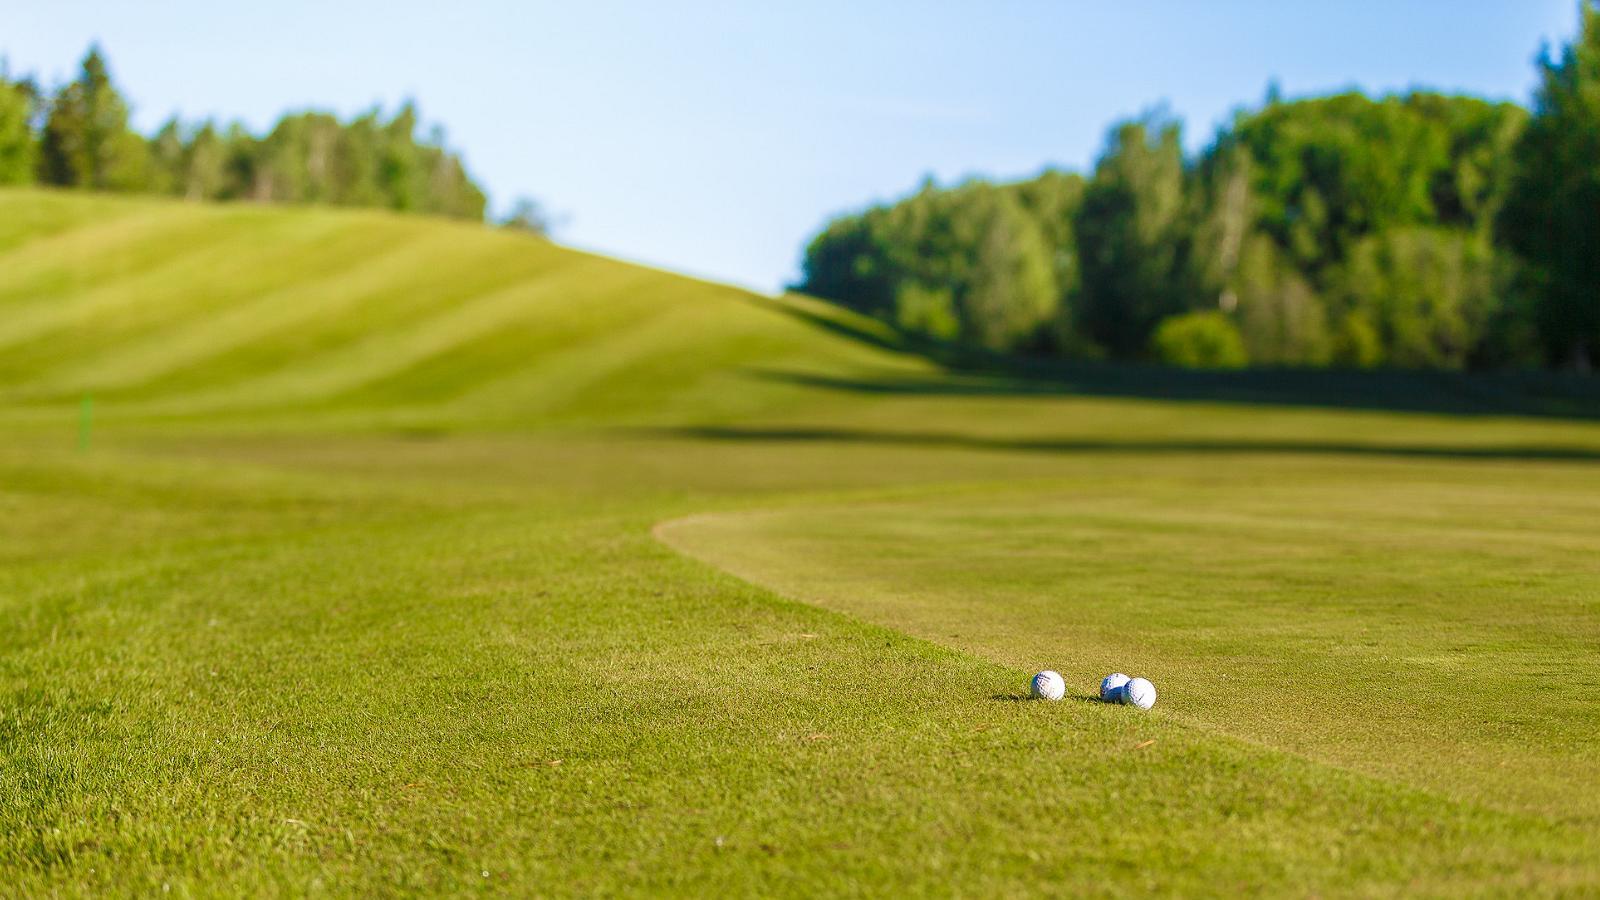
2,188,1598,895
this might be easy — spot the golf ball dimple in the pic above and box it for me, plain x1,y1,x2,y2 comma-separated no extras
1124,677,1157,710
1099,673,1131,702
1030,670,1066,701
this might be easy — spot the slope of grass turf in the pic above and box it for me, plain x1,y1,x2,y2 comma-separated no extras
0,190,924,430
3,188,1599,895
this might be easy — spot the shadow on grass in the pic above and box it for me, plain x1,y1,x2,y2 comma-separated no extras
755,295,1600,421
648,425,1600,464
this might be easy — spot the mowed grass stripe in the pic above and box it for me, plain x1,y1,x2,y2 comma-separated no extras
134,255,632,414
0,219,427,398
0,207,232,333
332,267,675,409
32,231,451,399
115,232,575,409
443,278,779,422
0,212,379,376
31,228,567,402
0,197,226,302
0,191,161,256
445,287,933,427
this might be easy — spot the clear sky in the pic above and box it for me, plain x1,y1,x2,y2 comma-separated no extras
2,2,1583,292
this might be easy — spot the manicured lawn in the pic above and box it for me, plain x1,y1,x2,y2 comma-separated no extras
3,189,1598,895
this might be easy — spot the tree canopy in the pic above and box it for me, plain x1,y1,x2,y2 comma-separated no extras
5,45,489,221
798,7,1600,373
1502,1,1600,369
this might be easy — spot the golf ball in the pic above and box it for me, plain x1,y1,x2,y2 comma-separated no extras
1030,670,1066,701
1100,672,1131,702
1124,677,1157,710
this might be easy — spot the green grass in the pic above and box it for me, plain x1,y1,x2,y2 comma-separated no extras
2,188,1599,895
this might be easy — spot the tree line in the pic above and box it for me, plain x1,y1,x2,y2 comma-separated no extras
0,46,487,220
798,5,1600,372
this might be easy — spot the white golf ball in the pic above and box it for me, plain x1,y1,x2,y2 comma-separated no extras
1029,670,1066,701
1124,677,1157,710
1099,673,1131,703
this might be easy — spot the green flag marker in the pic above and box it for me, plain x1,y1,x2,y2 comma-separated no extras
79,394,93,452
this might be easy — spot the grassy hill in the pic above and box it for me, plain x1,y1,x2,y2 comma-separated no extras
0,189,924,429
3,188,1599,896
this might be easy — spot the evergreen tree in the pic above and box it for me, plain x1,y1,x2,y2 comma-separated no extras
1502,1,1600,369
380,103,425,212
38,46,147,189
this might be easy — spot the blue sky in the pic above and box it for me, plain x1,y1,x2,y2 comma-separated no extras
3,2,1583,292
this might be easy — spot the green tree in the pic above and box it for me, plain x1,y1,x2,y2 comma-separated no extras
181,122,230,201
502,196,553,236
147,117,185,195
796,84,1537,370
1336,228,1498,369
20,46,490,220
962,191,1058,351
1188,144,1254,310
0,66,38,185
1223,92,1522,279
1230,234,1331,365
893,282,959,340
1075,114,1191,357
418,123,487,219
0,89,33,185
795,178,1061,351
1009,170,1087,344
1502,1,1600,369
1330,311,1384,368
1150,311,1248,368
379,103,424,212
335,110,383,207
38,46,148,189
796,208,898,319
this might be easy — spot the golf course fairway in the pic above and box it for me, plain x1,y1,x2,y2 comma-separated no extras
3,189,1598,895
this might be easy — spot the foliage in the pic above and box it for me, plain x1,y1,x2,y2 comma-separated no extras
1502,1,1600,368
501,196,554,236
1149,310,1248,368
0,70,37,185
7,45,491,221
796,20,1600,373
1221,92,1521,277
1075,114,1192,357
37,46,148,190
960,188,1058,350
150,105,487,219
1228,234,1330,365
796,180,1058,352
1335,227,1499,369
